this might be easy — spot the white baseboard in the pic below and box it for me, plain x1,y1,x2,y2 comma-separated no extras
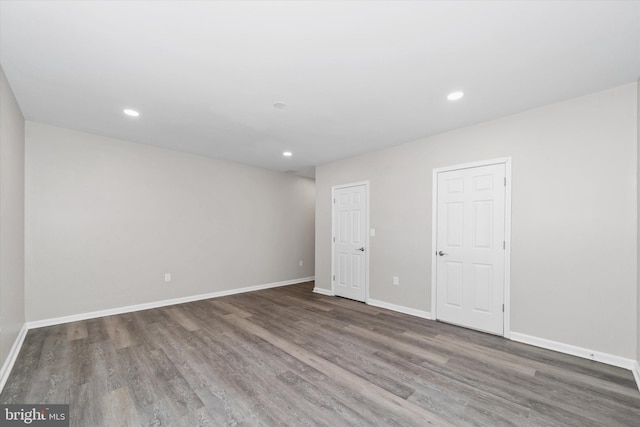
27,276,315,329
510,332,637,371
0,324,28,394
632,361,640,392
312,287,334,296
367,298,433,320
10,278,640,394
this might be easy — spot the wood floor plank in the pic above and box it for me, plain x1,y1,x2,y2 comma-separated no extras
2,281,639,426
434,332,638,399
165,306,202,332
102,386,140,427
69,339,92,386
66,321,89,341
102,315,135,349
224,313,454,426
402,330,537,376
345,324,450,365
274,370,371,426
208,299,254,318
23,325,71,405
84,317,110,345
0,328,47,403
70,381,104,427
370,350,534,425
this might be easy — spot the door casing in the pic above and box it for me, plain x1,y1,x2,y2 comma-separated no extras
331,181,370,302
431,158,512,338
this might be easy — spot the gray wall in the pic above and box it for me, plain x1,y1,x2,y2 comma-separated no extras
316,83,637,359
0,67,25,367
26,123,315,321
637,79,640,368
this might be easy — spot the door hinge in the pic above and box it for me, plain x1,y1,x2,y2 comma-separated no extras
333,275,335,281
333,236,335,243
503,241,505,250
502,304,505,312
333,198,336,204
504,177,506,187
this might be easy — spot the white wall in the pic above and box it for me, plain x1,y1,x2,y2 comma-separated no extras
0,67,25,368
26,123,315,321
637,79,640,368
316,83,637,359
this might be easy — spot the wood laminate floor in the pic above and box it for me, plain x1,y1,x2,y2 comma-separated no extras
1,282,639,426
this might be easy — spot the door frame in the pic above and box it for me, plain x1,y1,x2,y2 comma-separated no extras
430,158,512,338
331,181,370,302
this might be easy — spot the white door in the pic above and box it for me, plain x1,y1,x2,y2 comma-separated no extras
333,184,368,302
436,163,506,335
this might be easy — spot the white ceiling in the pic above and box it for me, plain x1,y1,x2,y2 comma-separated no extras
1,1,639,178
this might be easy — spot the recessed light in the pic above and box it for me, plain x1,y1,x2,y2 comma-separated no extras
447,91,464,101
123,108,140,117
273,102,286,109
282,151,293,157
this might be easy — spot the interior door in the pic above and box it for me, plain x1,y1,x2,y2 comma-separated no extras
333,184,368,302
436,163,506,335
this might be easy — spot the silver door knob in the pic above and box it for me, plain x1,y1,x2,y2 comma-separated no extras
438,251,447,256
356,247,365,252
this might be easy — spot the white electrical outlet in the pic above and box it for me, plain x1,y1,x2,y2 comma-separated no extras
164,273,171,282
370,228,376,237
393,276,399,285
299,260,303,267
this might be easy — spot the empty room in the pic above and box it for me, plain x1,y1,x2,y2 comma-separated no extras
1,1,639,426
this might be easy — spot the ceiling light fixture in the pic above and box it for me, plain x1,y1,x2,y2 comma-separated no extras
447,91,464,101
273,102,286,109
282,151,293,157
123,108,140,117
